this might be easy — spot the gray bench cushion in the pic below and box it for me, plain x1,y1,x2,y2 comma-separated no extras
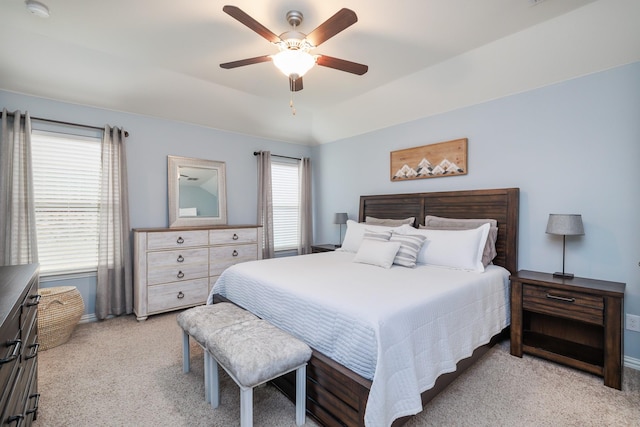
206,319,312,388
176,302,258,345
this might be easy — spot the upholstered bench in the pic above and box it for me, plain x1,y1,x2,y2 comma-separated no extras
177,303,312,427
177,303,259,402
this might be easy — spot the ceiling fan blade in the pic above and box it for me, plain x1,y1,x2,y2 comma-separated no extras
306,8,358,47
222,5,281,44
220,55,272,69
289,76,303,92
316,55,368,75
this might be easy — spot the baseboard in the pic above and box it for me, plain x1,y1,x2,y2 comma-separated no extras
80,313,98,323
624,355,640,371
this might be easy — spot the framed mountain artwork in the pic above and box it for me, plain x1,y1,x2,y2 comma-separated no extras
390,138,468,181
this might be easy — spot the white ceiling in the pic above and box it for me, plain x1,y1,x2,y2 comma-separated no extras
1,0,638,145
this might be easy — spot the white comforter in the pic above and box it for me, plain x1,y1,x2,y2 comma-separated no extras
208,251,510,427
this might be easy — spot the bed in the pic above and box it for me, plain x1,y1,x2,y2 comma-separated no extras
210,187,519,426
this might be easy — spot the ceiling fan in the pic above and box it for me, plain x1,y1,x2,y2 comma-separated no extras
220,5,368,92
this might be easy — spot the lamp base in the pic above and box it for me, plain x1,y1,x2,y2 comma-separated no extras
553,272,574,279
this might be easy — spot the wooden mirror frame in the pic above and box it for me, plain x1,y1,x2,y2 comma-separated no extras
168,155,227,228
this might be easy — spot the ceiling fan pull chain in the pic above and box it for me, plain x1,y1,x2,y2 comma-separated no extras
290,92,296,116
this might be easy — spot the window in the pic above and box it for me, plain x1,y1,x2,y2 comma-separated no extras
271,160,300,251
31,130,102,276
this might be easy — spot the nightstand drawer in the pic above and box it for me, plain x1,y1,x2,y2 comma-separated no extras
523,284,603,325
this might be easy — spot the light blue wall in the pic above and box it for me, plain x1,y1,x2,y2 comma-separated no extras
2,61,639,361
0,90,311,319
312,62,640,361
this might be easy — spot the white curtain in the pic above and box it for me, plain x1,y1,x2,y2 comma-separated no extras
95,126,132,320
256,151,274,259
0,109,38,265
298,157,312,255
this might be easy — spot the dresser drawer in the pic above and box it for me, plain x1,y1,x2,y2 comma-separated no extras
147,230,208,250
523,284,604,325
0,326,21,407
210,244,258,276
147,248,209,285
210,228,257,245
147,279,209,313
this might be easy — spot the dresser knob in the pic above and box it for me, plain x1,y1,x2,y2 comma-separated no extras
232,250,238,257
177,291,185,299
177,271,185,279
232,233,239,240
177,255,184,263
177,237,184,244
0,339,21,365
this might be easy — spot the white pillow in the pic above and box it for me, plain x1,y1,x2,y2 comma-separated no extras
353,239,402,269
340,220,406,253
408,223,490,272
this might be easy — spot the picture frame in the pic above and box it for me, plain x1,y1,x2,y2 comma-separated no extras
390,138,468,181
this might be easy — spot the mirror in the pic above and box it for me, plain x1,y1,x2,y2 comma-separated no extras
168,155,227,227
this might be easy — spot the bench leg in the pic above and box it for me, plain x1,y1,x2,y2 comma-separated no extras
182,331,190,373
204,348,210,403
296,365,306,425
240,386,253,427
209,352,220,409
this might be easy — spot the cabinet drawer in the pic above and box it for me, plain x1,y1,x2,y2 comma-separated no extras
148,279,208,313
147,248,209,285
523,284,604,325
147,230,208,250
210,244,257,276
210,228,257,245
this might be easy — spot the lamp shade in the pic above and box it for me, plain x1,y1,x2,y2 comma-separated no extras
271,50,316,78
334,212,348,225
545,214,584,236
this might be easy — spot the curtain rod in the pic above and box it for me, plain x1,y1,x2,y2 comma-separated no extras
4,112,129,137
253,151,301,161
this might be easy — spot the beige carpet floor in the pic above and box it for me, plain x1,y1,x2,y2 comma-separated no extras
37,311,640,426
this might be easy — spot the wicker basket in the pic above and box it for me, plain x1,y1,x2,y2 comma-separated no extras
38,286,85,351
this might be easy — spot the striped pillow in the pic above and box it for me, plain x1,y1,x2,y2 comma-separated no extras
362,230,392,242
390,233,427,267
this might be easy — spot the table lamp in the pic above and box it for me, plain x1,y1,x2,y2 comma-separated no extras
334,213,348,247
545,214,584,279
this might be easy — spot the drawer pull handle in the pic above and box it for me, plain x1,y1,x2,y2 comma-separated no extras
232,233,239,240
232,250,238,257
546,293,576,303
177,291,185,299
177,236,184,244
177,271,185,279
177,255,184,263
26,293,41,307
25,343,39,360
0,339,22,365
26,393,40,415
6,414,24,425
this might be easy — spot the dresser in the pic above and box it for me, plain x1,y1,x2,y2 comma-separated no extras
133,225,262,320
0,264,40,426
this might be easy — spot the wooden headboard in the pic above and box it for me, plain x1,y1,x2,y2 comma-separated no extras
359,188,519,273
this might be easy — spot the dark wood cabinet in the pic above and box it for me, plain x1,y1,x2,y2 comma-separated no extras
0,264,40,426
510,270,625,389
311,244,338,253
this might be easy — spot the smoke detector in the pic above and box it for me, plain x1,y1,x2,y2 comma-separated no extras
26,1,50,18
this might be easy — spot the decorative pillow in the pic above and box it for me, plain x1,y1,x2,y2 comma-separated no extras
365,216,415,227
389,233,427,268
422,216,498,267
353,239,402,269
411,223,491,272
340,220,407,253
363,230,392,242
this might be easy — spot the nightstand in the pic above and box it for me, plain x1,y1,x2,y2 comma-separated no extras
510,270,625,389
311,244,338,253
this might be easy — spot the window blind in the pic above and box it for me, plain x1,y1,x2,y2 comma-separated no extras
31,130,102,276
271,160,300,250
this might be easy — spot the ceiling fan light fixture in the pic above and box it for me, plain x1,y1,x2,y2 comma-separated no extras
271,49,316,78
25,0,50,18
